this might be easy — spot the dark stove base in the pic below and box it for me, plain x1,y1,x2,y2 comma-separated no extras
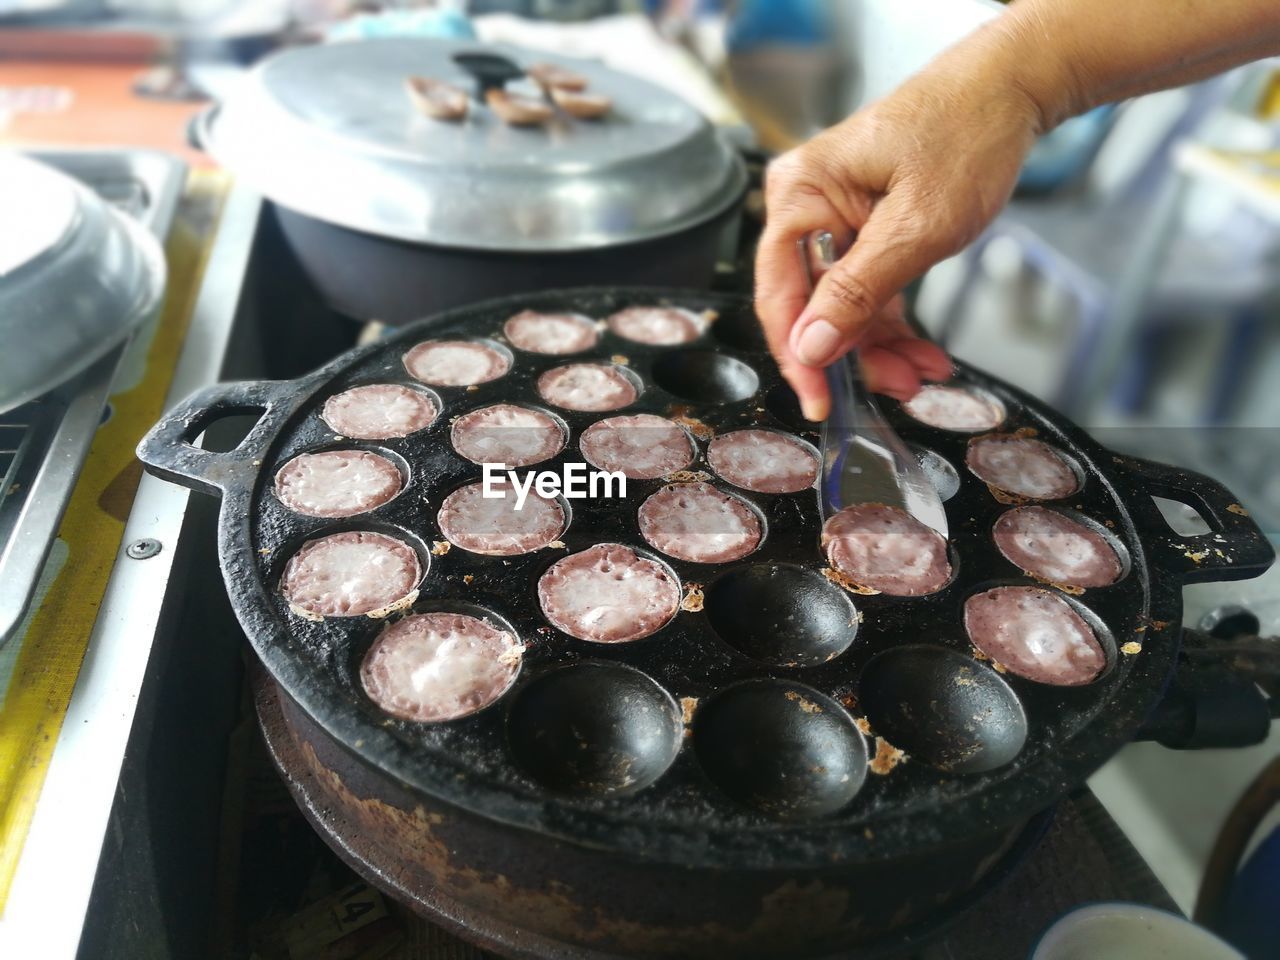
253,670,1053,960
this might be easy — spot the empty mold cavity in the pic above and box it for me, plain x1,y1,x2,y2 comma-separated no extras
651,351,759,403
703,563,857,667
506,662,682,797
909,444,961,502
694,680,867,819
858,646,1027,774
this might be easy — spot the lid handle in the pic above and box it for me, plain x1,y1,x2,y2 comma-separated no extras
451,51,525,100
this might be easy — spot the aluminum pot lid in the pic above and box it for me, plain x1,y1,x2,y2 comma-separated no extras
198,37,746,251
0,153,166,412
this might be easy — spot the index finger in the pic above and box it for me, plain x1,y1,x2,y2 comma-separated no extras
753,194,853,422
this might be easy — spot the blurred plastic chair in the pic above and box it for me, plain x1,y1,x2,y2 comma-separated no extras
934,75,1279,422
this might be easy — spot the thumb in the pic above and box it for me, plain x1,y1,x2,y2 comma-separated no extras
788,195,940,368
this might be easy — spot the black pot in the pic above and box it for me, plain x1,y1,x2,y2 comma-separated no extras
272,196,741,325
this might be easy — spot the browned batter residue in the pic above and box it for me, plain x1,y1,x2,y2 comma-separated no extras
822,567,880,596
869,738,905,775
784,690,822,714
680,697,698,725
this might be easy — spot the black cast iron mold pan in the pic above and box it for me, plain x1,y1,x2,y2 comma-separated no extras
137,286,1274,872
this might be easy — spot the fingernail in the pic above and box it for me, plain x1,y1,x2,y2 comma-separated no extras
794,319,843,367
800,397,827,422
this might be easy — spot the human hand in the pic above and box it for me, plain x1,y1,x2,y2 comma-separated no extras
754,42,1048,421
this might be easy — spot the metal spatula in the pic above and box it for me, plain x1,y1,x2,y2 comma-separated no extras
799,231,948,537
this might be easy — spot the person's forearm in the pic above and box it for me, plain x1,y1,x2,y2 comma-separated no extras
981,0,1280,132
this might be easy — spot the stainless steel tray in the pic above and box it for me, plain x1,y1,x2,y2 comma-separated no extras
0,148,186,647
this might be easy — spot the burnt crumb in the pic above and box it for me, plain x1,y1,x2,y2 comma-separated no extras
365,590,418,619
986,484,1028,506
547,540,567,550
680,696,698,724
854,716,872,735
1027,570,1085,595
671,414,714,440
664,469,712,484
822,567,880,596
611,354,629,365
462,574,474,585
431,540,452,556
466,385,479,392
681,583,705,612
784,690,822,714
1227,503,1249,516
1120,641,1142,655
869,737,905,775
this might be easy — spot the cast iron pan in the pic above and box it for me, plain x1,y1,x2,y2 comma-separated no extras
137,287,1273,871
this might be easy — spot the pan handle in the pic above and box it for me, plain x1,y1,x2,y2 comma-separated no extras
136,380,292,499
1116,454,1275,584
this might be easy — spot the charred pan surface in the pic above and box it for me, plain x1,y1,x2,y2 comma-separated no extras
258,672,1045,958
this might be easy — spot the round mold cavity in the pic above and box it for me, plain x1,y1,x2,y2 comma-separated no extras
272,443,412,519
436,479,570,556
993,505,1132,588
449,402,569,469
353,604,522,727
637,482,766,565
319,382,442,440
505,662,682,797
536,362,643,413
858,646,1028,774
964,583,1118,686
703,563,857,667
900,383,1007,433
966,434,1085,502
711,311,768,351
265,519,431,592
909,443,961,502
274,525,429,620
693,680,867,820
402,337,513,388
651,351,759,404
